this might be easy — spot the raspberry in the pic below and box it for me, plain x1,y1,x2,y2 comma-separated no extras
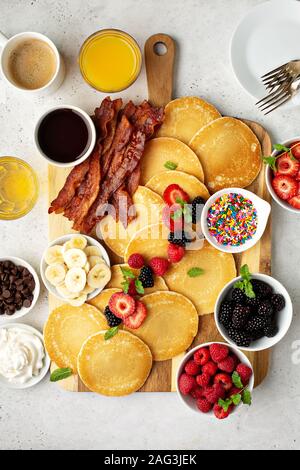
184,360,200,376
127,253,145,269
204,383,225,404
230,354,239,370
194,347,210,366
214,373,232,391
213,404,233,420
196,398,212,413
209,343,229,363
202,361,218,376
218,356,235,373
196,372,211,388
149,257,169,276
228,387,242,398
190,387,205,399
167,243,185,263
236,364,253,385
178,373,196,395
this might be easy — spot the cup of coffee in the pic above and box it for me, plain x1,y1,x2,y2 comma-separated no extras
34,105,96,168
0,31,65,96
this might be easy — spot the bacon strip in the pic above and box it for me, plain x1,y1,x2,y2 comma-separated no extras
112,186,135,228
126,163,141,196
130,100,164,139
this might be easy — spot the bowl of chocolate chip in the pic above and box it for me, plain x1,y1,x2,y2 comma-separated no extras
0,257,40,320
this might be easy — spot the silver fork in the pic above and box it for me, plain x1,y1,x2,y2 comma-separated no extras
257,75,300,115
261,60,300,92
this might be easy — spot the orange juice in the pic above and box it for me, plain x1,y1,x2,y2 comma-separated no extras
79,29,142,92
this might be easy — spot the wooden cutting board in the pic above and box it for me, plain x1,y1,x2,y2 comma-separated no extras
48,34,272,392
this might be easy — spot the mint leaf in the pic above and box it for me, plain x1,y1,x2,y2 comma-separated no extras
121,267,135,279
234,280,244,290
171,209,183,220
240,264,251,281
135,279,145,295
234,265,256,299
164,161,178,170
121,280,130,294
242,389,252,406
263,156,278,171
244,280,256,299
50,368,73,382
273,143,290,153
105,326,119,341
231,393,242,406
218,398,232,412
232,371,244,389
187,267,204,277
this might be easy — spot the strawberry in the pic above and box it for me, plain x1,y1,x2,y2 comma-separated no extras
288,195,300,210
162,205,184,232
236,364,253,385
109,292,136,319
218,356,235,374
277,153,300,177
196,372,211,388
149,257,169,276
202,361,218,376
184,360,201,376
194,347,211,366
190,387,205,399
178,373,196,395
272,175,297,201
163,184,190,207
167,243,185,263
214,373,232,391
128,280,138,297
291,141,300,159
213,404,233,420
123,301,147,329
127,253,145,269
209,343,229,363
196,398,212,413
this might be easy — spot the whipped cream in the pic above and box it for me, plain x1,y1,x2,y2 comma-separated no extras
0,327,45,384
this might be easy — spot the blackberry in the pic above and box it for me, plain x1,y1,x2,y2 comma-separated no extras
270,294,285,312
245,296,259,309
191,196,205,224
264,323,279,338
257,300,273,318
251,279,273,299
104,306,122,327
232,305,250,330
219,300,234,328
139,266,154,288
168,231,193,247
227,327,251,347
231,288,246,304
247,315,269,332
248,329,265,341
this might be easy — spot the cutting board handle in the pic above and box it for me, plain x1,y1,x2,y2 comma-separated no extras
145,33,175,107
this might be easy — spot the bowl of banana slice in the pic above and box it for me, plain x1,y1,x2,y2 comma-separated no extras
40,234,111,307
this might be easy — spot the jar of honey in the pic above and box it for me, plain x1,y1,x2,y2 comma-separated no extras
0,157,39,220
79,29,142,93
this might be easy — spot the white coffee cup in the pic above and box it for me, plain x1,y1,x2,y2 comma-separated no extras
0,31,65,97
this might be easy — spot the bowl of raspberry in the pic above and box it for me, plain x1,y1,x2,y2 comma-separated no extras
176,342,254,419
214,265,293,352
265,138,300,213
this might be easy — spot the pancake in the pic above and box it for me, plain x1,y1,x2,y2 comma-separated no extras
124,224,169,264
88,288,122,312
77,330,152,396
157,96,221,144
189,117,262,193
44,304,107,373
107,263,168,295
125,291,198,361
99,186,164,258
140,137,204,184
163,241,236,315
146,170,210,201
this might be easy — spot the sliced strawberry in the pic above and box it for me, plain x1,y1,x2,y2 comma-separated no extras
272,175,298,201
109,293,136,319
163,184,190,207
162,204,184,232
123,301,147,329
276,153,299,177
288,195,300,210
291,141,300,160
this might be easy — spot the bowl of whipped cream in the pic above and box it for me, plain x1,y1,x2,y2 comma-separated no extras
0,323,50,389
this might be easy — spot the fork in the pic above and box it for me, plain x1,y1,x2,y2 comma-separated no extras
261,60,300,92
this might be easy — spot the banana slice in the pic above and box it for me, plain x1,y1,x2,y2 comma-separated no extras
65,267,87,293
44,245,64,265
69,293,88,307
87,263,111,290
45,264,67,286
56,282,78,299
84,246,102,257
63,248,87,268
84,262,90,274
64,235,87,251
82,284,95,295
88,256,104,269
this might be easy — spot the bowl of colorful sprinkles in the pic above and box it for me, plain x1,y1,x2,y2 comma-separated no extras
201,188,271,254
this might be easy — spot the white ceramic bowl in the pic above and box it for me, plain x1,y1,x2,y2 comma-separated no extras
201,187,271,254
176,341,254,418
215,273,293,352
40,234,111,303
0,256,40,321
266,136,300,214
0,323,50,389
34,104,96,168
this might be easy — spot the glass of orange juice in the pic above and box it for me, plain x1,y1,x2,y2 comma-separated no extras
79,29,142,92
0,157,39,220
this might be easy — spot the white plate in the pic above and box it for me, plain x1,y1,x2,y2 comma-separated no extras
0,323,50,389
231,0,300,106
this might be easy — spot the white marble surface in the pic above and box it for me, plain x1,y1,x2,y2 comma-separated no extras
0,0,299,450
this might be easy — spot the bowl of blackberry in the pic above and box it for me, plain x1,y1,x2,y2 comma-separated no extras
215,265,293,351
